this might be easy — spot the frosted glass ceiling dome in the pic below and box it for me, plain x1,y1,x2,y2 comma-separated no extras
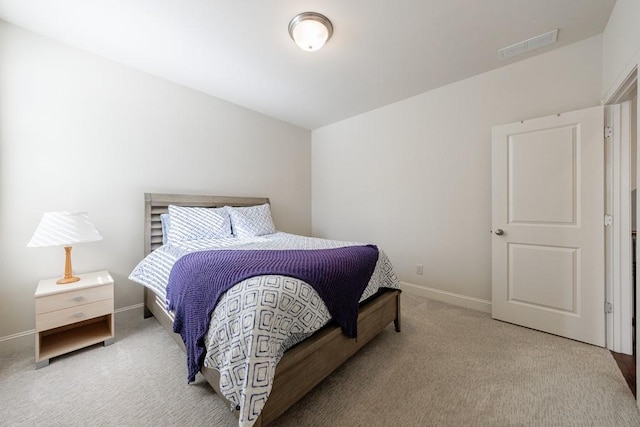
288,12,333,52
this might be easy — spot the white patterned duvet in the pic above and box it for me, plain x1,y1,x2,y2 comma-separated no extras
129,232,401,427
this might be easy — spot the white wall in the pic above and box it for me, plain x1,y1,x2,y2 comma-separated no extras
0,21,311,343
312,36,603,306
602,0,640,98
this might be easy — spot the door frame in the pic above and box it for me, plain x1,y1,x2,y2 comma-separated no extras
603,64,638,404
605,101,634,354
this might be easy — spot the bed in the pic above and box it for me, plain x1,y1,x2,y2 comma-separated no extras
130,193,401,426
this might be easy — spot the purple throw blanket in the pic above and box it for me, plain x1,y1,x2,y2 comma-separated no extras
166,245,379,382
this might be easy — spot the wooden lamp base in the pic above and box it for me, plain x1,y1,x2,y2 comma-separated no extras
56,246,80,285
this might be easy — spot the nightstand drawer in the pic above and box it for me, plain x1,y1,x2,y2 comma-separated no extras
36,299,113,331
36,284,113,314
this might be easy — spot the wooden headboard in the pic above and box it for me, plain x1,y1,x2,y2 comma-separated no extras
144,193,270,255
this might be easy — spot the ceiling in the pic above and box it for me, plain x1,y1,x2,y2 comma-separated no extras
0,0,616,130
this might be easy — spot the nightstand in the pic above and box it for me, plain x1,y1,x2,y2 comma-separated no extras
34,270,115,369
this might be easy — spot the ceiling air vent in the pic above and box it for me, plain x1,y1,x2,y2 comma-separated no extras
498,29,559,60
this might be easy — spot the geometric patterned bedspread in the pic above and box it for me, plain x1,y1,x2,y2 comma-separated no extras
129,232,401,427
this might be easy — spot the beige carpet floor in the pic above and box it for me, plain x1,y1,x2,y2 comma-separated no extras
1,293,639,426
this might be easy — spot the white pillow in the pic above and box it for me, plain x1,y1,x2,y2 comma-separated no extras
227,203,276,238
160,213,170,245
166,205,232,243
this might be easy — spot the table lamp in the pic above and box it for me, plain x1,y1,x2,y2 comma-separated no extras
27,211,103,284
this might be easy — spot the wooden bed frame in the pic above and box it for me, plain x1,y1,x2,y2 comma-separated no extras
142,193,401,426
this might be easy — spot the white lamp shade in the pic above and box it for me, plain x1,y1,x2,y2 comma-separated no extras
27,211,102,247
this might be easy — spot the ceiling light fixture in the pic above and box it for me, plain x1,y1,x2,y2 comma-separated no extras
288,12,333,52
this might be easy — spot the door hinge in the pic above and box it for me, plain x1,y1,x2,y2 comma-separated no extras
605,302,613,314
605,126,613,139
604,215,613,226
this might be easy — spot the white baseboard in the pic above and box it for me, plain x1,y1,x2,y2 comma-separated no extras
401,281,492,314
0,330,34,356
115,303,145,320
0,303,145,356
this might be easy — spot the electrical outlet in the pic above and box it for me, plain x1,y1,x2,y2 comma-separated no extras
416,264,423,275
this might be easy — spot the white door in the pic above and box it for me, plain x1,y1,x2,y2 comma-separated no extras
491,105,605,347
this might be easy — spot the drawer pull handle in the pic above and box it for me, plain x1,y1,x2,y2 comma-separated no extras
73,296,84,302
72,312,85,318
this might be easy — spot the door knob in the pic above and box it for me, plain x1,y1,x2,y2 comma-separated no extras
495,229,504,236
